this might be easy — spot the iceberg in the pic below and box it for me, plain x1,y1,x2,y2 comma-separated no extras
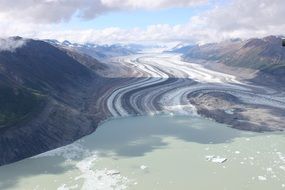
206,155,227,163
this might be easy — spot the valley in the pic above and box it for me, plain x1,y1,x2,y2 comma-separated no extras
1,1,285,189
103,52,285,131
0,37,285,167
0,39,285,190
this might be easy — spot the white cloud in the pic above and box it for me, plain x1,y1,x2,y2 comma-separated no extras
0,37,27,52
0,0,284,44
191,0,285,40
0,0,207,23
101,0,207,9
0,0,107,23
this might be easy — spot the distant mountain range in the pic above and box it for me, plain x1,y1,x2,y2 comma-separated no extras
45,39,144,60
172,36,285,88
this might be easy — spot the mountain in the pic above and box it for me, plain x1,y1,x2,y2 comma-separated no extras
182,36,285,69
0,74,44,127
178,36,285,88
46,40,138,60
168,43,194,54
0,37,108,165
0,38,94,93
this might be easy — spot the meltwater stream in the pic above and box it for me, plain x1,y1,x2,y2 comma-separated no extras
0,115,284,190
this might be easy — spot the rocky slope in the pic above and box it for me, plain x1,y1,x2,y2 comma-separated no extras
170,36,285,129
0,37,111,165
175,36,285,89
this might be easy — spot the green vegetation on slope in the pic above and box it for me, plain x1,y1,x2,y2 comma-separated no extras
0,86,45,127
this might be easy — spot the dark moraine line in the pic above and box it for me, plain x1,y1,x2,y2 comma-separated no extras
110,77,155,116
121,77,179,115
151,78,197,111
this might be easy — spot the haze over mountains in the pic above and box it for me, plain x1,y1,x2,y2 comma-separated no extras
46,39,143,60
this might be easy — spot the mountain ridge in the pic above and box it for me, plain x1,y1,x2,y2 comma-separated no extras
173,35,285,88
0,37,110,165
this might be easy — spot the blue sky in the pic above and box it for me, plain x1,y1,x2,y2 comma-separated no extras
0,0,283,44
65,8,203,30
59,1,222,30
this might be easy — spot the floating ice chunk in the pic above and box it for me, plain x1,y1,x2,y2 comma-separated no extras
140,165,148,170
266,168,273,172
206,155,227,163
75,154,129,190
106,170,121,176
32,143,88,160
212,157,227,163
205,155,215,160
277,152,285,162
279,166,285,171
57,184,69,190
258,176,267,181
235,151,240,154
57,184,78,190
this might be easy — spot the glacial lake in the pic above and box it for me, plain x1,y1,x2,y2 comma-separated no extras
0,115,284,190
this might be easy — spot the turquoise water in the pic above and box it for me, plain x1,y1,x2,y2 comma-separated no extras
0,115,284,190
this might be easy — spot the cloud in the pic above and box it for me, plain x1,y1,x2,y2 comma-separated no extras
35,0,285,45
0,0,107,23
33,25,201,44
101,0,207,9
0,0,284,44
191,0,285,40
0,37,27,52
0,0,207,23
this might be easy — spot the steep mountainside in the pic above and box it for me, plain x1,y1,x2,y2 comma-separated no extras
0,38,93,93
0,74,44,127
181,36,285,68
178,36,285,88
0,37,108,165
